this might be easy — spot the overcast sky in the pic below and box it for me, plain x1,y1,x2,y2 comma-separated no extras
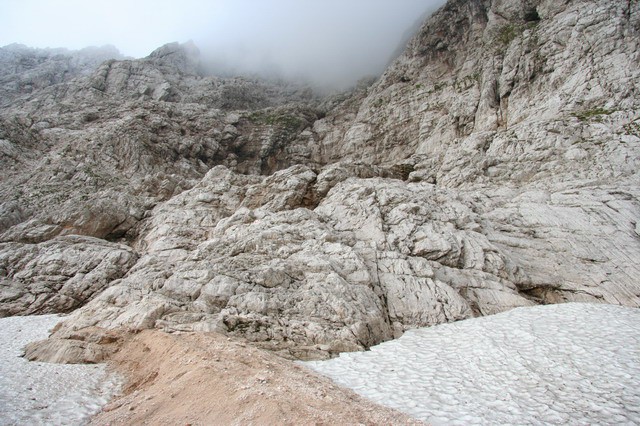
0,0,446,89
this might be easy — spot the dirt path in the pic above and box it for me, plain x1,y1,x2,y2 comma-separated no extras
90,330,422,425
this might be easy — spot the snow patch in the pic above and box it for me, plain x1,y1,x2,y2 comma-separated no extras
306,303,640,425
0,314,121,426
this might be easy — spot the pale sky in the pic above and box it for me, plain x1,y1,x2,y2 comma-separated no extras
0,0,446,89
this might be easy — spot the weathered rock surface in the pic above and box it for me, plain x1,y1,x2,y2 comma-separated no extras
316,0,640,171
0,236,137,316
0,44,124,107
0,41,324,244
52,160,639,359
23,326,121,364
1,0,639,360
308,0,640,311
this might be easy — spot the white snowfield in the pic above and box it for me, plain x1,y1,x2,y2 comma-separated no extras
307,303,640,425
1,305,639,425
0,315,120,426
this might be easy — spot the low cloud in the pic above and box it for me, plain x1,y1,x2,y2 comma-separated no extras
194,1,446,90
0,0,446,90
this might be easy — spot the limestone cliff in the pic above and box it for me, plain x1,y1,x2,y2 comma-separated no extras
1,0,639,360
0,44,124,107
311,0,640,309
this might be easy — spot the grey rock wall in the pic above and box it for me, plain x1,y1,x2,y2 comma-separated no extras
1,0,638,360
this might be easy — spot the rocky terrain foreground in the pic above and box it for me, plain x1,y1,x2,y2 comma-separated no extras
1,0,639,367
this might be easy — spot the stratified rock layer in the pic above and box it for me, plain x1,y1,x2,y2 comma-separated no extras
1,0,639,359
0,236,137,316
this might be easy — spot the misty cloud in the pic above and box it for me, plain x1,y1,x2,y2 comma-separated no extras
193,1,446,90
0,0,446,90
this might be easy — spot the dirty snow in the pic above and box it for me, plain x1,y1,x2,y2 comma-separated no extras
0,314,121,426
306,303,640,425
2,304,640,425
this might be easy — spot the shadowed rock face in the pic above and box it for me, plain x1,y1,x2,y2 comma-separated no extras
1,0,639,360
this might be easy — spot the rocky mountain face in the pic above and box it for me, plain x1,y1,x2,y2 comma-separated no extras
1,0,639,360
0,44,125,107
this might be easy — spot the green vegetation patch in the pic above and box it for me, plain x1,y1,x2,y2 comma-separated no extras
433,81,447,92
248,111,306,132
453,72,481,91
372,97,389,109
572,107,616,122
493,21,539,52
496,24,522,47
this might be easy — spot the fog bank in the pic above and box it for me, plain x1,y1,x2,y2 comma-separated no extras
0,0,446,90
194,1,446,90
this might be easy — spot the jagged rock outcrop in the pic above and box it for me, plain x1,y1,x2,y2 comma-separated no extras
1,0,639,360
0,236,137,316
0,44,124,107
316,0,640,169
313,0,640,305
45,164,534,358
0,41,324,246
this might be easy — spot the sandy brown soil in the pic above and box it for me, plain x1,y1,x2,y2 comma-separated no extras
89,330,423,425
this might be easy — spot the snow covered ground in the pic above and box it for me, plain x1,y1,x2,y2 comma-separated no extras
2,304,639,425
307,303,640,425
0,315,120,426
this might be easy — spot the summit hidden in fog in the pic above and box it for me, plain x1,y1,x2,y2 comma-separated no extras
0,0,446,90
